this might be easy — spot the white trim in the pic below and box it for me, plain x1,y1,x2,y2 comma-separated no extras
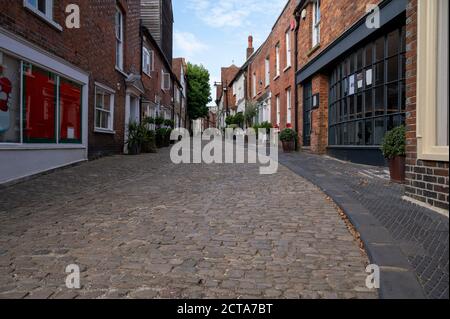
94,86,115,132
0,27,88,83
115,7,124,71
23,0,63,32
94,82,116,94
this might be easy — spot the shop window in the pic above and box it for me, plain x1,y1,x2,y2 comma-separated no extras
0,52,21,143
59,78,82,143
23,64,57,143
328,27,406,146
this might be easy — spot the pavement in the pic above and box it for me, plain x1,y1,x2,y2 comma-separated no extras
279,151,449,299
0,147,376,299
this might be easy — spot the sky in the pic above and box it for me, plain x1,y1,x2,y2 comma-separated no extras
172,0,287,104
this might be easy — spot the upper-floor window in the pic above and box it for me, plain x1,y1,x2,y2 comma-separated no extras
142,47,154,76
252,72,257,97
275,44,281,77
161,70,171,91
115,7,124,71
25,0,53,20
285,30,291,68
312,0,321,47
265,57,270,87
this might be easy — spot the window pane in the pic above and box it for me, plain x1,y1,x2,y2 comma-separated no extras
365,119,373,145
348,121,355,145
387,56,399,82
349,96,355,120
387,30,399,56
374,62,384,85
437,0,449,146
60,79,82,142
356,94,363,118
375,86,385,116
374,117,385,145
356,121,364,145
387,83,399,114
365,43,373,66
357,49,364,70
375,37,385,61
23,65,56,142
365,90,373,117
38,0,46,13
0,52,21,143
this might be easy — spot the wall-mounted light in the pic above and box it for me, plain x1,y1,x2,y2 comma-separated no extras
301,9,307,20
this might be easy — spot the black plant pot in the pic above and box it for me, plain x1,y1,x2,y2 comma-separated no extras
128,144,141,155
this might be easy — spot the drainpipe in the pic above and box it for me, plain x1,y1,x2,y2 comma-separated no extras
294,11,301,151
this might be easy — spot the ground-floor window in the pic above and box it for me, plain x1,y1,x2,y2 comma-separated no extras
95,86,114,132
328,26,406,146
0,50,83,144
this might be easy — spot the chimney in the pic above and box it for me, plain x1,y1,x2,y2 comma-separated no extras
247,35,254,59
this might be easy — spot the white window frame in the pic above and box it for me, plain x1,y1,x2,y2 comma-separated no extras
23,0,62,31
265,56,270,87
312,0,321,47
115,7,124,71
285,30,291,69
161,70,171,91
94,84,115,133
142,47,154,76
275,44,281,78
252,72,257,97
416,0,449,161
286,88,292,124
276,95,281,125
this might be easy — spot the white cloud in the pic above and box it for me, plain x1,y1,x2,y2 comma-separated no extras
173,31,209,61
187,0,286,29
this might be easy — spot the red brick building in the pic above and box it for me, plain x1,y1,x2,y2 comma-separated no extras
172,57,188,129
244,0,298,130
293,0,448,210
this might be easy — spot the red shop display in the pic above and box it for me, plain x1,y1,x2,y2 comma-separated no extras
23,65,56,142
59,79,81,142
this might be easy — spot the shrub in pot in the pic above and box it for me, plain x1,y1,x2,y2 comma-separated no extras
126,122,145,155
142,129,157,153
155,117,165,127
155,128,166,148
164,128,173,146
164,119,175,129
381,125,406,183
280,128,297,153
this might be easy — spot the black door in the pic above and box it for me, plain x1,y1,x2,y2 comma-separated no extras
303,82,312,147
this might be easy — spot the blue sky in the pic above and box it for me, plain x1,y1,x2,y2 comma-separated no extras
172,0,286,102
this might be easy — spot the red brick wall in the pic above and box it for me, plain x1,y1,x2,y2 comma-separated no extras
0,0,142,157
404,0,449,211
246,0,297,129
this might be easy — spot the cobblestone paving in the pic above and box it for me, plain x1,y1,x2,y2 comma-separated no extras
0,148,377,299
280,152,449,299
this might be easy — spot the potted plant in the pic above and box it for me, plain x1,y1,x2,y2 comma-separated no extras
156,128,166,148
142,129,157,153
155,117,165,128
381,125,406,183
280,128,297,153
126,122,145,155
164,119,175,128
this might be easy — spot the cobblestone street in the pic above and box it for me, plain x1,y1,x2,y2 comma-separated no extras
0,148,376,299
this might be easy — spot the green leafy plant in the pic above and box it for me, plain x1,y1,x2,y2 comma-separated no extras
142,117,155,125
126,122,146,154
280,128,297,142
142,129,157,153
164,119,175,128
187,63,212,120
381,125,406,159
244,101,258,127
155,117,165,126
155,128,167,148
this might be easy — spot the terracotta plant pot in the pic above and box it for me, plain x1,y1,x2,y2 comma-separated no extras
282,140,295,153
389,156,406,183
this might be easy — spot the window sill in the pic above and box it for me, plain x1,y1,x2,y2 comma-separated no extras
283,65,292,73
273,75,280,81
265,84,270,89
115,66,128,77
307,44,321,57
23,3,63,32
143,71,152,78
94,128,116,135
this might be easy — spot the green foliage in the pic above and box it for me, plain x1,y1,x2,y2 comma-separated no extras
155,128,167,148
164,119,175,128
142,129,157,153
186,63,212,120
280,128,297,142
381,125,406,159
226,113,245,127
155,117,165,126
244,101,258,127
142,117,155,125
126,122,147,153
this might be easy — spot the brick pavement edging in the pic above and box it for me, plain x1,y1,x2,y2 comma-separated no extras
279,153,427,299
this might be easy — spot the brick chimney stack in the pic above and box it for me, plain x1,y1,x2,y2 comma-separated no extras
247,35,254,59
